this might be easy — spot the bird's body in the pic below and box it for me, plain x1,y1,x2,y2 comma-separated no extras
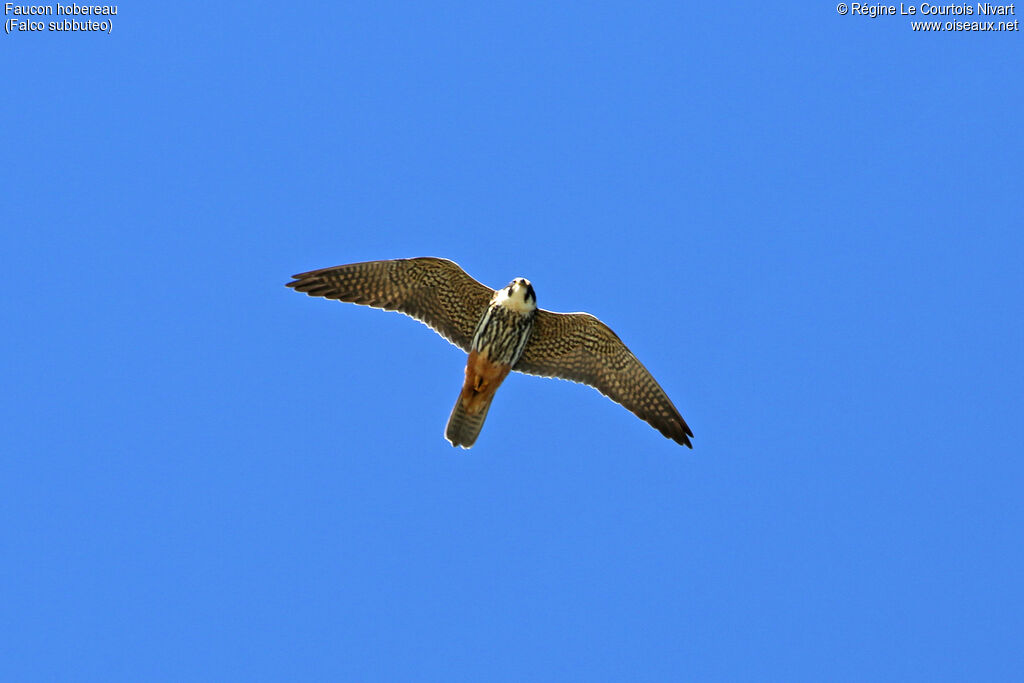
287,257,692,449
447,278,537,447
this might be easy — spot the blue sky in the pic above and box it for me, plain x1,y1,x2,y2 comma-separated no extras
4,2,1022,680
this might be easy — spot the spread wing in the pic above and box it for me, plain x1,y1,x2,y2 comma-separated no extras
286,257,493,352
514,310,693,447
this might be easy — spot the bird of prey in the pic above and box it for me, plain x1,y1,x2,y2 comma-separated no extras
286,258,693,449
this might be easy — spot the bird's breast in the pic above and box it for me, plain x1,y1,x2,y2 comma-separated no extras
470,303,536,367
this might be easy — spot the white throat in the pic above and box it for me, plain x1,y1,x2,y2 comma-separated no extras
493,281,536,314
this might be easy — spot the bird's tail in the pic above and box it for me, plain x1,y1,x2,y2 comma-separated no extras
445,389,495,449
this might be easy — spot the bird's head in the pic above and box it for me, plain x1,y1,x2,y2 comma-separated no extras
495,277,536,313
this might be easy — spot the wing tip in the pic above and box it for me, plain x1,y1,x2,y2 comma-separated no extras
285,273,309,289
286,272,334,296
665,418,693,448
666,426,693,448
680,422,694,449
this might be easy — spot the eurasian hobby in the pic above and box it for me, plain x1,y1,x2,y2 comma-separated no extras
287,257,693,449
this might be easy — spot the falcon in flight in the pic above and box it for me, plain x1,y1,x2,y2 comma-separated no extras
287,258,693,449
